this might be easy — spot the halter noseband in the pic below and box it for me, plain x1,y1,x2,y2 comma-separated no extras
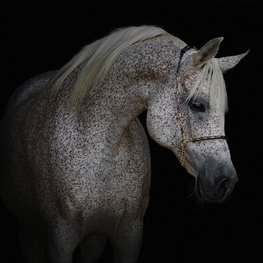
178,135,228,167
176,46,228,168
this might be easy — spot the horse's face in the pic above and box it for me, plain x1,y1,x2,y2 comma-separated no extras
147,37,248,202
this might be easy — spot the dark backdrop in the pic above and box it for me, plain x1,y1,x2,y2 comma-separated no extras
1,2,261,262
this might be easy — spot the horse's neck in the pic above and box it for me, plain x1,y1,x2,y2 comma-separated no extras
78,81,147,149
48,66,144,154
55,36,184,150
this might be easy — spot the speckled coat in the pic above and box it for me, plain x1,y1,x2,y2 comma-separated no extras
0,32,247,263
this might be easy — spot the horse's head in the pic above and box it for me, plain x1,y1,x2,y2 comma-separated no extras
146,37,248,202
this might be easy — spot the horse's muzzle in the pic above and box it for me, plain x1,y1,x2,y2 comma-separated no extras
195,162,238,202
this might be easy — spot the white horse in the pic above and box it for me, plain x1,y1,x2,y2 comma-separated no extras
0,25,248,263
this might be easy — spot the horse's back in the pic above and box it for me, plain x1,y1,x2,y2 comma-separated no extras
0,71,56,221
2,71,56,116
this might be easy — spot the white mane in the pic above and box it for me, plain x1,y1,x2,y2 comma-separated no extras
50,25,226,111
50,25,173,106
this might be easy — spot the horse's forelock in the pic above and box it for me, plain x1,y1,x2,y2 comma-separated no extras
185,59,228,113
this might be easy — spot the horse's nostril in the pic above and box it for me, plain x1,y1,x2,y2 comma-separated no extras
217,178,230,197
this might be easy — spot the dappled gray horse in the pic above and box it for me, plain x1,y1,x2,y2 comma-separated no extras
0,25,248,263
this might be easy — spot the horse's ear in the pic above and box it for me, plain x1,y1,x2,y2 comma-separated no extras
217,50,250,73
193,37,224,67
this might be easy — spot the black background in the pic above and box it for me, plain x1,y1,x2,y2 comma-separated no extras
1,1,262,262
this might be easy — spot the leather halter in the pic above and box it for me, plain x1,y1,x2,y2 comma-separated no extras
176,46,227,168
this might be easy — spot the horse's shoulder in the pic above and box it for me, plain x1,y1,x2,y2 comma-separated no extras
121,118,150,162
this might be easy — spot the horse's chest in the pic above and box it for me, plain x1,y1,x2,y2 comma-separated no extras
47,141,148,222
36,113,150,224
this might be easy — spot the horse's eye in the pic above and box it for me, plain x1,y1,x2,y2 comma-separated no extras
190,102,206,112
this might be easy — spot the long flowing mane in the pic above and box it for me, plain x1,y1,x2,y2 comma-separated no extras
50,25,173,106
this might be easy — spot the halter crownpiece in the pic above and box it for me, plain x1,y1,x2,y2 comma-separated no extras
176,45,192,75
176,46,228,168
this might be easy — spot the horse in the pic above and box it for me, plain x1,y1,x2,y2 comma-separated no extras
0,25,248,263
